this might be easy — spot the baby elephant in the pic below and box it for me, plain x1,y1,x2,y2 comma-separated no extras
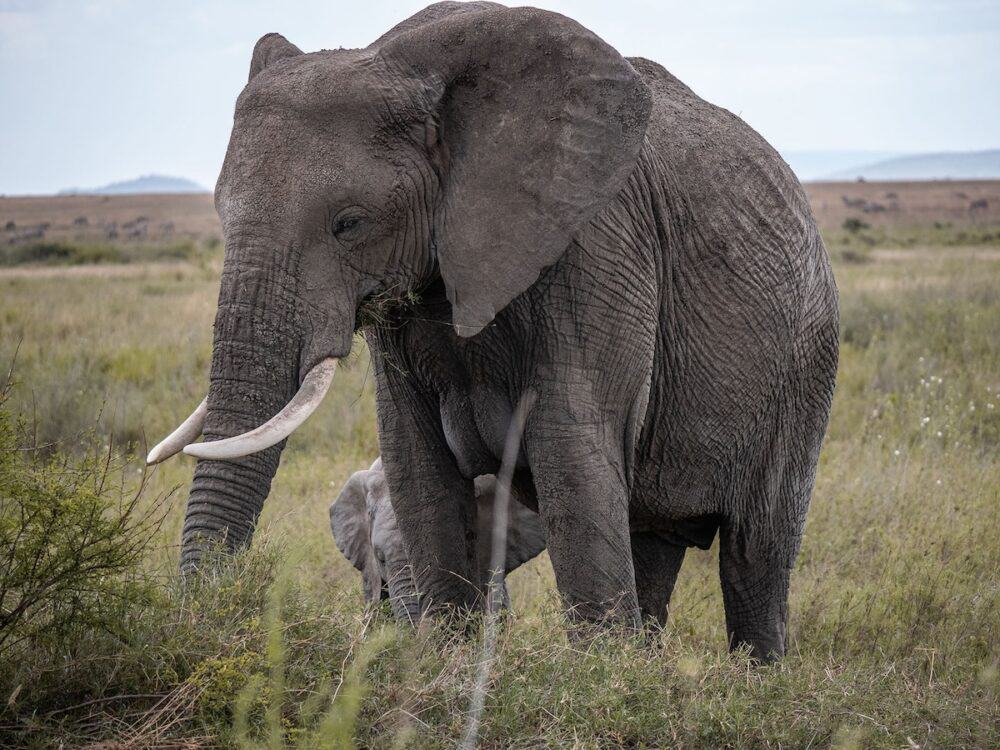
330,458,546,623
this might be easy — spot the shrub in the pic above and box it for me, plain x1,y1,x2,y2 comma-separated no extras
836,248,871,264
0,380,167,656
842,217,870,233
0,394,373,749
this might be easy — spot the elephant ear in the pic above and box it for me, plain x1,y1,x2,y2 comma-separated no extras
379,5,651,336
474,476,547,575
330,470,383,602
248,33,303,82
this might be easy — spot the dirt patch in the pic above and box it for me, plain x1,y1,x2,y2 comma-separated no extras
6,181,1000,247
0,193,220,246
804,179,1000,232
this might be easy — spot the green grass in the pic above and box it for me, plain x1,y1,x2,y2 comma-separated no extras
0,228,997,748
825,221,1000,263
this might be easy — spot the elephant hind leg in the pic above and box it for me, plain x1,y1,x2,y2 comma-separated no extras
718,522,793,663
718,372,827,662
630,531,686,627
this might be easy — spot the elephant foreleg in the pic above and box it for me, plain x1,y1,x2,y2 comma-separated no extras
375,372,480,617
526,426,640,630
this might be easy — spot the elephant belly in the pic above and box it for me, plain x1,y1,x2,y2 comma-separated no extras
652,516,721,550
439,389,511,479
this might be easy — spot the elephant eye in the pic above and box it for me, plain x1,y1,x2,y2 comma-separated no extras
335,217,359,235
331,210,368,244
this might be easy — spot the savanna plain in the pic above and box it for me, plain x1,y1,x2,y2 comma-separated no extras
0,181,998,748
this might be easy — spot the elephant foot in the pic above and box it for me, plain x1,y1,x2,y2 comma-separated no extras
728,621,787,664
561,593,644,641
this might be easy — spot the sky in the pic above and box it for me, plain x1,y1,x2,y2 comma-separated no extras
1,0,998,195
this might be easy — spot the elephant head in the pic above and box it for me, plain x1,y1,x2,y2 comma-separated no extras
330,458,546,623
146,2,649,569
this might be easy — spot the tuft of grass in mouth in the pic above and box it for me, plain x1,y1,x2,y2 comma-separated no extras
355,286,422,331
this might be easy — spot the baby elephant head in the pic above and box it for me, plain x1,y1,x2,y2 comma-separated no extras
330,458,546,623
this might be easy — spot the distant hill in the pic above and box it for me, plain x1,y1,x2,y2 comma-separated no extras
781,151,905,182
821,150,1000,181
59,175,208,196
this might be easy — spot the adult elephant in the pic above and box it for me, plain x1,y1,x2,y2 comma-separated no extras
148,1,838,661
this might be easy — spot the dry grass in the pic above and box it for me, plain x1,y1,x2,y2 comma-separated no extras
0,190,997,748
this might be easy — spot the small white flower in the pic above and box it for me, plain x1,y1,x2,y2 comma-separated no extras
893,449,901,456
988,403,995,410
920,416,930,426
936,431,943,437
919,356,925,363
936,479,942,486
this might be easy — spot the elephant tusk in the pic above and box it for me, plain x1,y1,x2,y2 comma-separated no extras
146,397,208,465
182,357,339,461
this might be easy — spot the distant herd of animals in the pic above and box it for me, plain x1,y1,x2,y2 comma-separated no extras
1,215,176,244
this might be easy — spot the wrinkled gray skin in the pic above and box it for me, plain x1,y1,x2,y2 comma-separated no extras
180,1,838,661
330,458,547,624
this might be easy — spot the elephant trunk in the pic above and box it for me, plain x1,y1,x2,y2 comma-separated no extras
182,441,283,571
180,240,303,571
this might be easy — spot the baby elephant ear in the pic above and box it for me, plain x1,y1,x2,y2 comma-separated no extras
330,470,383,602
380,5,651,336
503,500,548,573
248,33,303,82
474,476,547,574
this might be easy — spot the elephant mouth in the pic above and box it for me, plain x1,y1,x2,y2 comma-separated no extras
354,285,422,331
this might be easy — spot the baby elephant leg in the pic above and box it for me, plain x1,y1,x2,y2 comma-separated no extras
630,531,686,627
